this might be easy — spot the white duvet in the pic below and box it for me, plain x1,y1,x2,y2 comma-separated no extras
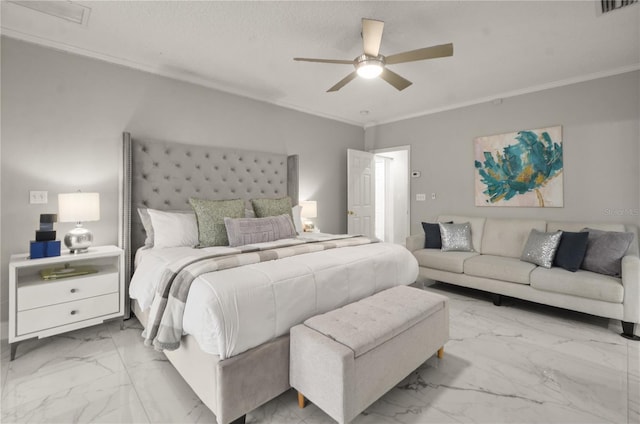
130,236,418,358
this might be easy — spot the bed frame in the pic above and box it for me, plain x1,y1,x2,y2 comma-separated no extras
120,132,299,424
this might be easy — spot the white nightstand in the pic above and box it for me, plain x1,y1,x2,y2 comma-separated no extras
9,245,125,360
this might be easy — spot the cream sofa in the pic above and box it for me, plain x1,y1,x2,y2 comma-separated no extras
406,215,640,338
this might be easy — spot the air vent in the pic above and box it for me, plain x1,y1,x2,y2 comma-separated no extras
601,0,638,14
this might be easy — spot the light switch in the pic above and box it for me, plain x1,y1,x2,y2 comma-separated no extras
29,191,48,204
431,193,437,200
416,194,426,201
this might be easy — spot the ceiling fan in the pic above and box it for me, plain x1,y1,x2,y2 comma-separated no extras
294,18,453,92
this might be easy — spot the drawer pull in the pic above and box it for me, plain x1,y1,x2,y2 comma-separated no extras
70,288,78,294
70,310,78,315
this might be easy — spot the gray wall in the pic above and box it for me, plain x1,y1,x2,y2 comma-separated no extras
366,71,640,235
0,37,363,332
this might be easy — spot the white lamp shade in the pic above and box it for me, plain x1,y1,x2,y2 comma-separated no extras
58,192,100,222
300,200,317,219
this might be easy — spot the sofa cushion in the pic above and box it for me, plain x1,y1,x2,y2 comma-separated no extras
547,221,639,256
482,218,546,258
546,221,626,233
464,255,536,285
530,267,623,303
413,249,479,273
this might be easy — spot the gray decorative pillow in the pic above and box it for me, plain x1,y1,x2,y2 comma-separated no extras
251,197,293,220
581,228,634,276
224,214,297,247
189,198,245,247
439,222,474,252
520,229,562,268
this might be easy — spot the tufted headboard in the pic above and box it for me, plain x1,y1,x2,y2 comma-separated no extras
119,132,299,316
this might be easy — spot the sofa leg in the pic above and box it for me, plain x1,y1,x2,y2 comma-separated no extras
492,294,502,306
621,321,640,340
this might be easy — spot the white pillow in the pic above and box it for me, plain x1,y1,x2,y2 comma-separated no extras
292,205,303,234
147,208,199,248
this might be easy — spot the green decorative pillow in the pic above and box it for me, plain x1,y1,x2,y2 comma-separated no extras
189,198,245,247
251,197,293,220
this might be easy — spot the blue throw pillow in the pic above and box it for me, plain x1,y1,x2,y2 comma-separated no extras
553,231,589,272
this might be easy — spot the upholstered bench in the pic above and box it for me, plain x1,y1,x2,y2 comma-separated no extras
289,285,449,424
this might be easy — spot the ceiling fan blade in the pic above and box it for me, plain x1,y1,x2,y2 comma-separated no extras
327,71,358,92
379,68,412,91
294,58,355,65
362,18,384,57
385,43,454,65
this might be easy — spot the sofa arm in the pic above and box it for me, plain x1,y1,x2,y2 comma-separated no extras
406,234,425,252
622,254,640,324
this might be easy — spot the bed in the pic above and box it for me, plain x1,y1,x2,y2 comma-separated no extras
119,133,419,424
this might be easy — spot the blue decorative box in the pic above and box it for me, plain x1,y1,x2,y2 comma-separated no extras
30,241,46,259
30,240,61,259
45,240,61,257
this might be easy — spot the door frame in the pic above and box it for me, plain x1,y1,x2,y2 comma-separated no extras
371,145,411,244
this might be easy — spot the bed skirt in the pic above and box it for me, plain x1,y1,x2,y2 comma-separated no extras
133,300,291,424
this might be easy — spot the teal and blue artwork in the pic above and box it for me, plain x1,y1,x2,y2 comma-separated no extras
474,126,563,207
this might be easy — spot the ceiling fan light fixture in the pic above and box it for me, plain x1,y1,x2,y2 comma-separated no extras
355,55,384,79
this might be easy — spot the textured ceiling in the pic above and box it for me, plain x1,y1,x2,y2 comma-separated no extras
2,1,639,127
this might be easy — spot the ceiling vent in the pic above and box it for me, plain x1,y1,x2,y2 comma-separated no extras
8,1,91,25
601,0,638,14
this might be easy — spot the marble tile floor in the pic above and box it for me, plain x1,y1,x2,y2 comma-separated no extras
1,282,638,424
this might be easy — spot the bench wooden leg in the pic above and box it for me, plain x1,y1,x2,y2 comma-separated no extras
298,391,307,409
437,347,444,359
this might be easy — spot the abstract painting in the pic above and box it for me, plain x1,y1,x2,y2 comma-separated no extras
474,126,563,207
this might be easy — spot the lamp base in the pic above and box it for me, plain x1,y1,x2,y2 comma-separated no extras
64,225,93,254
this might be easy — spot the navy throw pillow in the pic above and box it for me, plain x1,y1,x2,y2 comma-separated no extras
553,231,589,272
421,221,452,249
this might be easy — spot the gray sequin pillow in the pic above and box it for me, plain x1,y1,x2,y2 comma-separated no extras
189,198,245,247
439,222,474,252
520,229,562,268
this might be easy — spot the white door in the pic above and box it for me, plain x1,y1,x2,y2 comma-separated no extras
347,149,375,237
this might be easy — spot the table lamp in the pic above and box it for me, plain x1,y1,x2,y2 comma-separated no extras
300,200,317,232
58,192,100,253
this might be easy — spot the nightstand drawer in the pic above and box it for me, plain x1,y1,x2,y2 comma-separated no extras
17,271,119,311
16,293,120,336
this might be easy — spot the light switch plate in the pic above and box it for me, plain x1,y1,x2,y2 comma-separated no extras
29,190,48,204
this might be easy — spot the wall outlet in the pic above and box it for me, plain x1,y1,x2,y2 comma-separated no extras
29,190,48,204
416,193,426,201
